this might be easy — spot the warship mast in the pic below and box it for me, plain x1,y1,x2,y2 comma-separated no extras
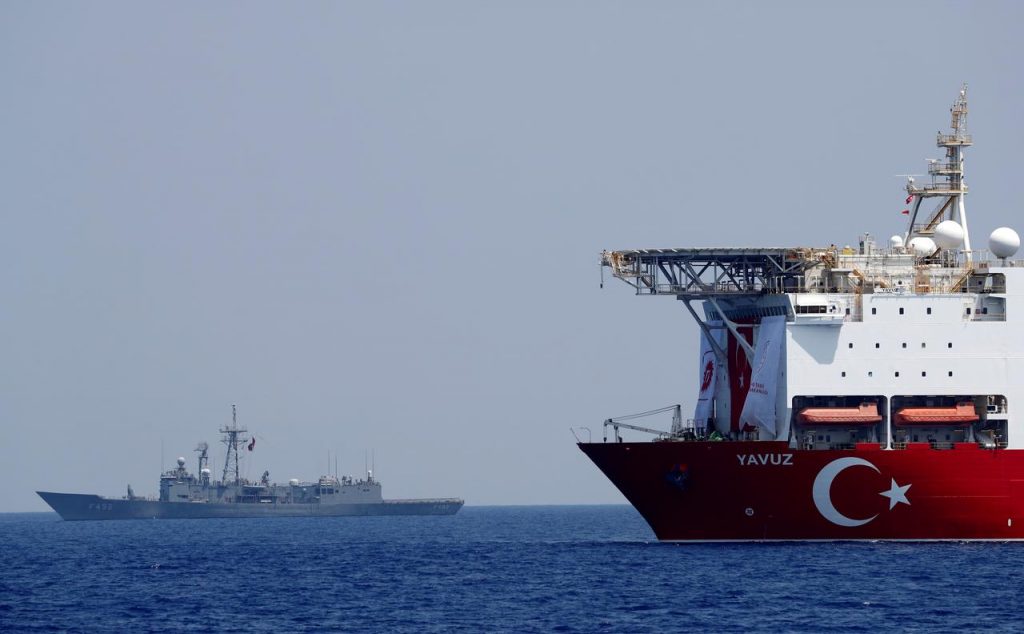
220,405,249,484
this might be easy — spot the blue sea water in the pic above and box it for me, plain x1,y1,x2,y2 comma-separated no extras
1,505,1022,632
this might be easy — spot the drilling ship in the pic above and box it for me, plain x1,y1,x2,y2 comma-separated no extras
38,407,463,520
579,86,1024,541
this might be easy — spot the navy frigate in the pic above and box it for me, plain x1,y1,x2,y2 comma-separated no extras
38,407,463,520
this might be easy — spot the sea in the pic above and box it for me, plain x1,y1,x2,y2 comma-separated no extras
2,505,1022,633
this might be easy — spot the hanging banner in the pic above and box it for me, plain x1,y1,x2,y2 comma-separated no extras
693,321,724,431
738,315,785,437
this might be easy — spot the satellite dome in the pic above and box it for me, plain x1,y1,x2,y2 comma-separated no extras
907,236,937,257
934,220,965,249
200,468,211,475
989,227,1021,259
289,478,300,486
177,456,186,467
890,235,904,249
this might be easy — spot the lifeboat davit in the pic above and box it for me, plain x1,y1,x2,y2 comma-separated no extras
893,402,979,425
797,403,882,425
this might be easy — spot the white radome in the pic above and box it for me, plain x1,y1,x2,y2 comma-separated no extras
907,236,937,257
201,468,211,475
889,235,904,248
289,478,300,486
989,227,1020,259
177,456,186,466
933,220,965,249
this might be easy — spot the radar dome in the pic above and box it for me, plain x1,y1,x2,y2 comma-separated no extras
907,236,937,257
177,457,186,467
933,220,965,250
289,478,300,486
890,235,904,249
989,227,1021,259
200,468,211,475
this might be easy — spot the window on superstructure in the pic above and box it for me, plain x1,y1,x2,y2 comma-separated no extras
927,307,932,315
875,343,880,349
967,307,972,315
983,306,989,315
841,371,846,377
868,371,873,377
895,371,900,377
872,307,877,315
922,371,927,377
902,343,907,349
845,307,850,315
848,343,853,349
948,342,953,348
948,371,953,377
921,342,926,349
899,307,905,315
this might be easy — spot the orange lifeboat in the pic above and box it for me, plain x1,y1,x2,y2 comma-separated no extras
893,402,979,425
798,403,882,425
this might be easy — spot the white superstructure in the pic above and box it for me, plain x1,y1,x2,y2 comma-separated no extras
601,86,1023,453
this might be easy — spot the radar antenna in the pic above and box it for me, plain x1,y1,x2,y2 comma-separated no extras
195,442,209,475
220,405,249,484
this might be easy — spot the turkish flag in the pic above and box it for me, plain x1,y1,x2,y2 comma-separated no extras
901,209,910,215
905,195,914,204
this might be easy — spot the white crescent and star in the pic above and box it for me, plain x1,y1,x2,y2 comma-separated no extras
812,457,912,527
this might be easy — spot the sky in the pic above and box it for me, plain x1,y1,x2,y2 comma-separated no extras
3,1,1024,511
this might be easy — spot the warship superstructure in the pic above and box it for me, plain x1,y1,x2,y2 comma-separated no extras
580,86,1024,541
38,407,463,520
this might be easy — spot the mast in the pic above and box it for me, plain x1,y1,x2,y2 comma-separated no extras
905,84,972,260
220,404,249,484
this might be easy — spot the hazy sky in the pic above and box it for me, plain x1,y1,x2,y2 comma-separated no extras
4,1,1024,511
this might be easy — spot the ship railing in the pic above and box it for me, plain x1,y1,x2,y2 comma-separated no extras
936,133,973,145
972,312,1005,321
382,498,465,504
918,182,967,193
927,162,960,174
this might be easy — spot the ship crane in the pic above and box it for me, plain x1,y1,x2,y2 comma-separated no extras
603,404,683,442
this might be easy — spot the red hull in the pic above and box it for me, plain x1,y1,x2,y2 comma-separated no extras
580,441,1024,541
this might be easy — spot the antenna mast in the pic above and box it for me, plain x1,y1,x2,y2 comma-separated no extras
220,404,249,484
905,84,973,260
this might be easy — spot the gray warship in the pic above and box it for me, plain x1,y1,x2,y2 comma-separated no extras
37,407,463,520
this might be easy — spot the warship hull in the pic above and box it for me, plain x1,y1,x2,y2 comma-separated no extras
37,491,463,521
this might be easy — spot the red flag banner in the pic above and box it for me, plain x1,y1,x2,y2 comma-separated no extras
901,209,910,215
905,195,914,204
